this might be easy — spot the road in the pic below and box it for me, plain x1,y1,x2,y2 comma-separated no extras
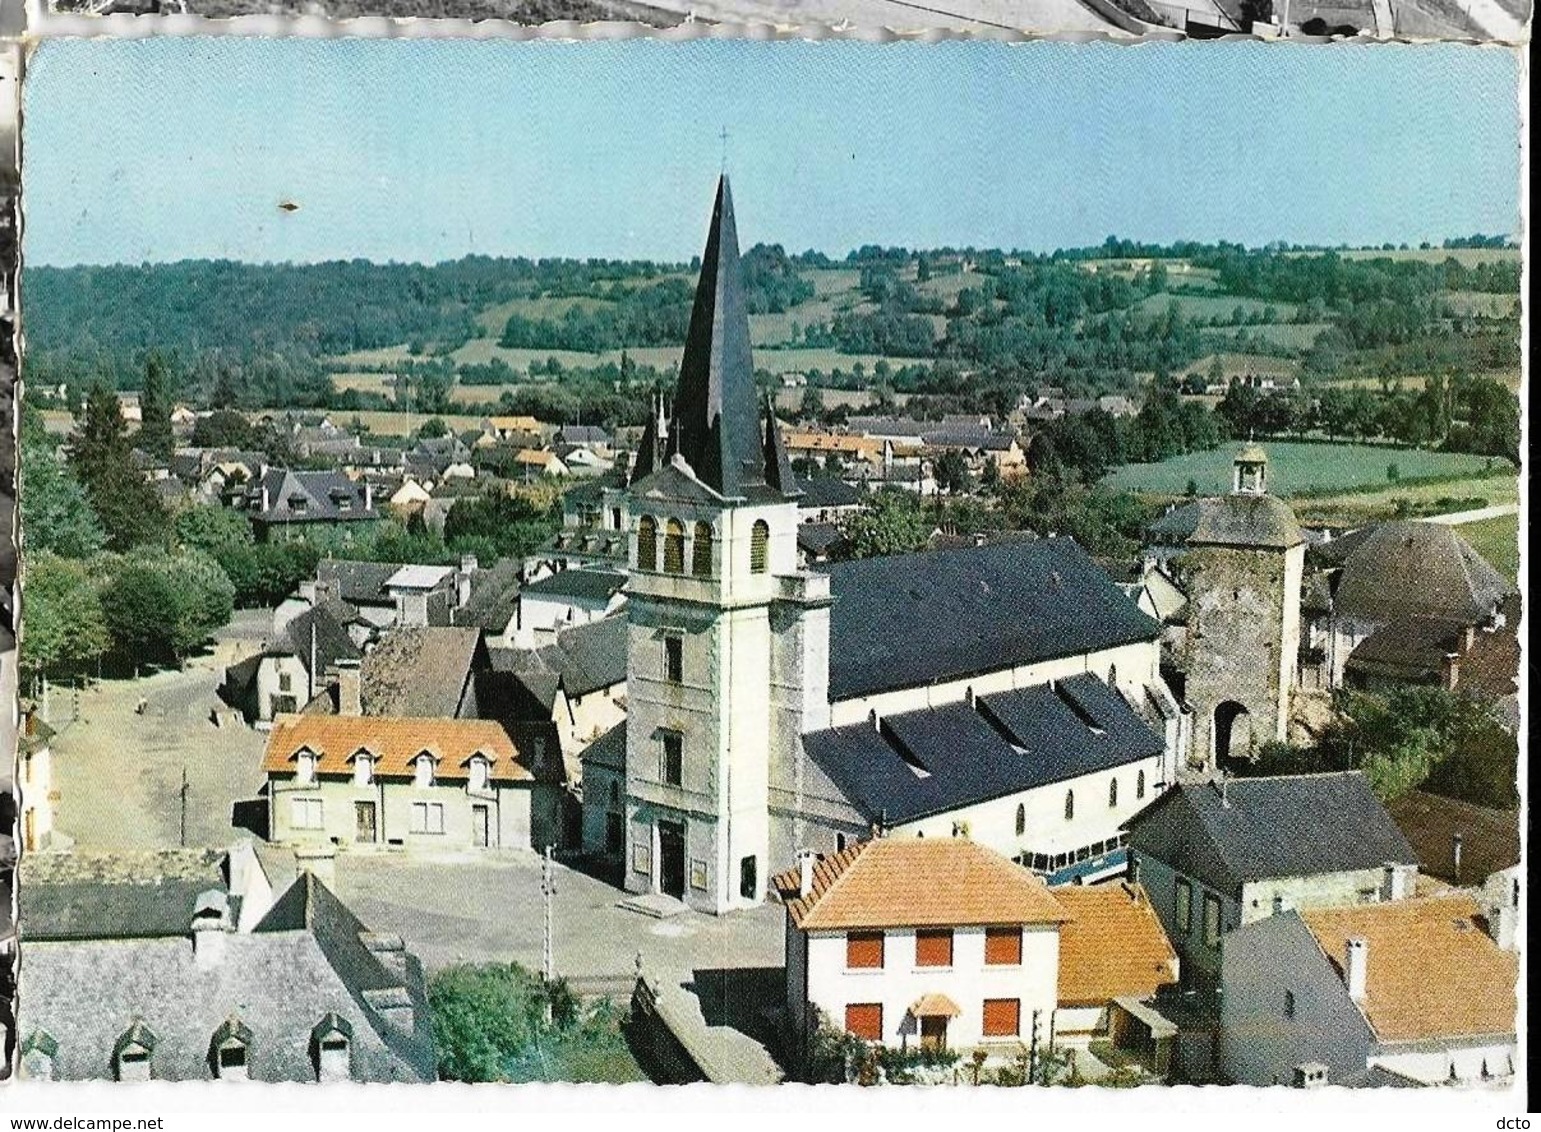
642,0,1123,31
1421,503,1520,527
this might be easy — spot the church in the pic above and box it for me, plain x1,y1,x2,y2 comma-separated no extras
589,178,1190,915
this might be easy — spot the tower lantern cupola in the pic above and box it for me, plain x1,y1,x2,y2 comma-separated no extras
1233,444,1268,495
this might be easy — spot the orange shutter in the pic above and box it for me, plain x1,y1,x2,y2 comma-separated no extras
845,1003,883,1041
846,931,885,969
915,928,954,967
982,998,1021,1037
984,926,1023,965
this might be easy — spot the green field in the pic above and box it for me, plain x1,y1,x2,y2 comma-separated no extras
1457,513,1521,581
1442,291,1521,318
1197,323,1329,351
1103,441,1504,498
1291,474,1518,528
1132,292,1299,324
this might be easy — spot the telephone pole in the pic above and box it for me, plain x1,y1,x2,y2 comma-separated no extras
179,766,190,848
541,844,556,1022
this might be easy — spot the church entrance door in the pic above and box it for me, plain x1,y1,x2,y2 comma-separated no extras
658,820,687,899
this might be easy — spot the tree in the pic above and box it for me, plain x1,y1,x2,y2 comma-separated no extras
18,553,111,680
99,550,234,664
137,352,176,461
428,963,578,1083
418,417,450,440
190,409,256,450
933,451,973,495
83,458,171,552
20,440,107,559
843,491,932,559
799,384,825,422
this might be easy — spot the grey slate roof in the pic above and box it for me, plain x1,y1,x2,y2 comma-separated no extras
797,522,848,558
1148,494,1303,550
804,674,1163,825
316,559,406,606
555,615,628,697
249,470,379,526
1333,521,1513,626
452,558,522,633
20,850,232,941
820,537,1159,701
1125,772,1417,894
581,719,628,773
274,600,362,677
797,477,863,510
19,873,435,1083
522,567,627,603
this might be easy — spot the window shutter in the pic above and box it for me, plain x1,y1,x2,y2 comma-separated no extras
984,926,1023,965
982,998,1020,1038
844,1003,883,1041
846,931,885,969
914,929,953,967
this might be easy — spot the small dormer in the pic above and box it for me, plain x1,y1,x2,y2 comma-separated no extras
311,1013,354,1084
294,746,319,785
21,1030,58,1081
113,1021,158,1082
466,752,491,793
413,752,437,788
209,1017,253,1081
351,747,375,787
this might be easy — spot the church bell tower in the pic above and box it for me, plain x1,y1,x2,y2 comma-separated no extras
621,177,805,914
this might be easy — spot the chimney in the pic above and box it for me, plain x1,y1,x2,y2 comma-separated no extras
1126,854,1141,888
1344,938,1368,1001
335,658,363,717
457,554,478,609
261,484,271,513
1380,862,1407,902
364,481,374,513
1442,651,1460,691
1272,893,1285,915
1482,873,1519,951
797,849,818,898
1452,833,1464,884
191,890,230,971
298,580,318,606
1292,1063,1329,1089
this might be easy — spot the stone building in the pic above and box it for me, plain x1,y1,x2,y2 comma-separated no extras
1145,446,1304,774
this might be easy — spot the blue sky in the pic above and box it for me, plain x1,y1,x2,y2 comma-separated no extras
22,38,1521,267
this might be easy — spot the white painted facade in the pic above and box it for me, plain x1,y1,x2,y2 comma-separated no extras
793,923,1060,1055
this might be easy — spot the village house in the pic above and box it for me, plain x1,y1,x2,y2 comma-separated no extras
772,837,1179,1068
480,414,544,441
241,468,382,543
514,566,628,647
1219,893,1518,1087
513,447,571,479
262,714,562,851
19,861,436,1083
1123,772,1419,992
494,614,628,770
222,599,363,728
602,178,1188,914
1385,789,1520,891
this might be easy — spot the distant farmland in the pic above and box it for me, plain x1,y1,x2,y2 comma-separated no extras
1102,441,1504,497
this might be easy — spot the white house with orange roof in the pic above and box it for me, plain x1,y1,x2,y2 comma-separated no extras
1219,893,1519,1087
772,837,1178,1067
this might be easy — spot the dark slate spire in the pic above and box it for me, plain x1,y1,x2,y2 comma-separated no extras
628,388,667,486
762,394,801,498
666,176,773,500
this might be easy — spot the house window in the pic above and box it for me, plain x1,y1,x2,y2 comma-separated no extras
740,856,757,900
1015,804,1026,836
664,636,684,684
115,1047,152,1083
1175,878,1193,934
316,1035,350,1083
984,926,1023,966
750,520,770,574
1064,790,1075,821
611,507,623,530
1137,770,1146,799
353,757,373,787
660,732,683,786
982,999,1021,1038
846,931,884,970
410,802,445,835
295,751,317,785
1202,892,1222,948
279,672,293,692
290,797,324,830
915,928,954,968
692,521,713,577
1109,778,1119,808
637,516,658,571
468,756,489,792
1283,990,1296,1020
845,1003,883,1042
663,519,686,574
413,755,435,788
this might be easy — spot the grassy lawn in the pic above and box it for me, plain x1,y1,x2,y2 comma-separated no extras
1198,323,1330,351
1180,352,1302,380
1442,291,1520,318
1132,291,1298,323
1103,441,1503,498
1455,513,1521,582
1291,473,1518,528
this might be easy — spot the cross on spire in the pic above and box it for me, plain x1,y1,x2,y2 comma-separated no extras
719,125,729,173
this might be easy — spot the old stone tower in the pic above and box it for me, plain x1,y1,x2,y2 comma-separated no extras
1147,446,1304,777
620,177,828,914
